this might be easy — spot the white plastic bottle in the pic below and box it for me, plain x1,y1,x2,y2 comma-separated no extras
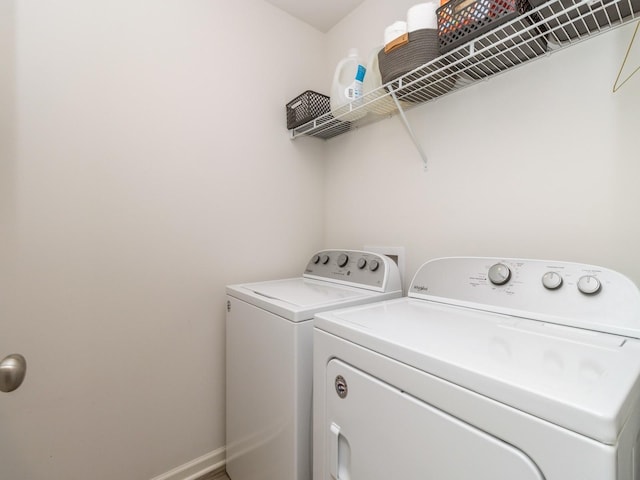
362,46,404,116
330,48,367,121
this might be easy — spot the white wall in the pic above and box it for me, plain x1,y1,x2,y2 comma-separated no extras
0,0,325,478
324,0,640,290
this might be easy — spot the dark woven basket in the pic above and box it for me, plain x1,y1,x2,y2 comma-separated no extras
285,91,330,130
378,29,456,103
462,15,547,79
437,0,531,53
378,29,441,85
529,0,640,43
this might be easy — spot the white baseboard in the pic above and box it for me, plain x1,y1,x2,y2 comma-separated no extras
150,447,226,480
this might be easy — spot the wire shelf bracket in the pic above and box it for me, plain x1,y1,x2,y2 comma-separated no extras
389,86,429,171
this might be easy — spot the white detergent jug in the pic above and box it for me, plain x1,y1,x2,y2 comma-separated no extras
362,46,404,116
330,48,367,121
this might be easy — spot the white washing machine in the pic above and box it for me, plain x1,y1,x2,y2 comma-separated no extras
226,249,402,480
314,257,640,480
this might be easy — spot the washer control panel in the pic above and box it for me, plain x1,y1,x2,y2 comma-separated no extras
409,257,640,338
304,250,399,292
486,261,603,295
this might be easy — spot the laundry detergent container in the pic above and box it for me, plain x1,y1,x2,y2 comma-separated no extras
362,47,404,115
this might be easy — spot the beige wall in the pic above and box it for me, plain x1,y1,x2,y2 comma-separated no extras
324,0,640,290
2,0,640,478
0,0,16,275
0,0,325,478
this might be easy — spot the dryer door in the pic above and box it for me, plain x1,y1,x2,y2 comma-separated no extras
324,359,544,480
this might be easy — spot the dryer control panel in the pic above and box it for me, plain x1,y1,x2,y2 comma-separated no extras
303,250,401,293
409,257,640,338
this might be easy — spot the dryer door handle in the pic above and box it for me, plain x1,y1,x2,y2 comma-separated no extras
329,422,351,480
330,423,340,479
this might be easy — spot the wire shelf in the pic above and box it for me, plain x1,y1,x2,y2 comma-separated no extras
290,0,639,140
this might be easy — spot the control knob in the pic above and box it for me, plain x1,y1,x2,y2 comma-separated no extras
369,260,380,272
542,271,563,290
337,254,349,268
357,258,367,269
320,254,330,265
488,263,511,285
577,275,602,295
312,255,320,264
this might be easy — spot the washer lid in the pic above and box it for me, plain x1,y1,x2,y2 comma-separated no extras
314,298,640,444
227,278,387,322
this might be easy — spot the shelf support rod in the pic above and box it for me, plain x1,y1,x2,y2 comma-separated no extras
389,89,428,171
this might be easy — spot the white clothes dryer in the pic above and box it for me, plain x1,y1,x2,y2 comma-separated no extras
314,257,640,480
226,249,402,480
